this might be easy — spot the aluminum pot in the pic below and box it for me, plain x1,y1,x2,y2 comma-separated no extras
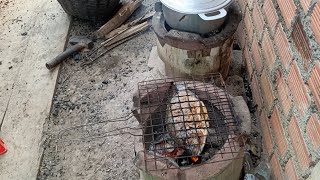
161,0,233,35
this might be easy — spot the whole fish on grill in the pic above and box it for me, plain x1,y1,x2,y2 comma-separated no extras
166,82,209,157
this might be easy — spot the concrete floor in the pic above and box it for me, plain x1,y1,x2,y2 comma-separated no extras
0,1,258,179
0,0,70,179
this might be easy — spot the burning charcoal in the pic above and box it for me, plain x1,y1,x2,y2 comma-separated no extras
166,82,209,157
180,159,188,166
154,142,175,154
148,150,180,168
177,157,190,167
176,150,201,166
149,133,185,159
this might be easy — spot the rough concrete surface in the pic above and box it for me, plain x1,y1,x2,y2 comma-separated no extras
232,96,251,134
0,0,70,179
225,75,246,97
308,161,320,180
147,46,166,77
37,1,162,179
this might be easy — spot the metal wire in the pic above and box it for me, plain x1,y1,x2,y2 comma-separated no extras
136,73,242,171
57,113,141,142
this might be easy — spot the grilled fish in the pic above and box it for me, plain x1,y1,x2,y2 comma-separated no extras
166,82,209,157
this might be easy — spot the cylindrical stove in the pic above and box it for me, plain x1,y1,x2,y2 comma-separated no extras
152,2,241,80
132,74,244,180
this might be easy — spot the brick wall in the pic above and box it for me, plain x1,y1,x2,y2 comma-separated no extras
236,0,320,179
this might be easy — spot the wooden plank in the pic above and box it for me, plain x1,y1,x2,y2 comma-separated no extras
0,0,70,179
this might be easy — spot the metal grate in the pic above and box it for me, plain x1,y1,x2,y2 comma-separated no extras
136,73,243,172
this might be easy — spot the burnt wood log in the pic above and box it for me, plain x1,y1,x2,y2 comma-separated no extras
97,0,143,37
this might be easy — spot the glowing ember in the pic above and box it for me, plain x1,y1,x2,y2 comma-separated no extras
191,157,199,163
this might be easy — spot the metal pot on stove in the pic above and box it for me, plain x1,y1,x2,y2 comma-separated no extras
160,0,234,35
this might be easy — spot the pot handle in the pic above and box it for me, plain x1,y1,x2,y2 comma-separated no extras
198,8,227,21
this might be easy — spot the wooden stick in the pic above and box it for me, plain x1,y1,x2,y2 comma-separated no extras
83,23,151,65
102,21,149,47
97,0,143,37
83,33,141,65
105,11,155,39
89,12,154,56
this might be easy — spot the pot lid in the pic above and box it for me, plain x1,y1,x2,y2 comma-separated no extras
160,0,233,14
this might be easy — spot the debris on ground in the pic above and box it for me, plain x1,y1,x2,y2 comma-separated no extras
0,138,7,155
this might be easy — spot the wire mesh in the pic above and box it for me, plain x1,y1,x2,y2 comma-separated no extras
136,73,242,171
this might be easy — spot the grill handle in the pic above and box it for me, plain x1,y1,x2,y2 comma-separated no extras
198,8,227,21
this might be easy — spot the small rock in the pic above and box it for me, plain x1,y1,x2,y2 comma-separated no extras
69,35,89,45
102,80,109,85
73,54,81,61
21,32,27,36
90,79,95,83
8,66,12,69
225,75,245,97
52,108,59,117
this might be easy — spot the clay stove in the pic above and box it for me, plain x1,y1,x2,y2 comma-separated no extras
133,74,244,180
152,3,241,79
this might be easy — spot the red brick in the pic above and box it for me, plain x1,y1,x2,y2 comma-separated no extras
236,21,246,49
292,18,312,68
263,0,279,34
260,111,274,156
276,0,297,28
252,2,264,39
306,114,320,149
251,38,263,74
288,62,311,116
271,153,285,180
311,3,320,45
300,0,312,13
252,75,263,111
270,107,288,157
289,116,312,170
276,75,292,117
285,159,299,180
244,8,254,43
244,45,253,79
260,70,275,111
262,32,276,72
308,62,320,110
274,24,293,70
